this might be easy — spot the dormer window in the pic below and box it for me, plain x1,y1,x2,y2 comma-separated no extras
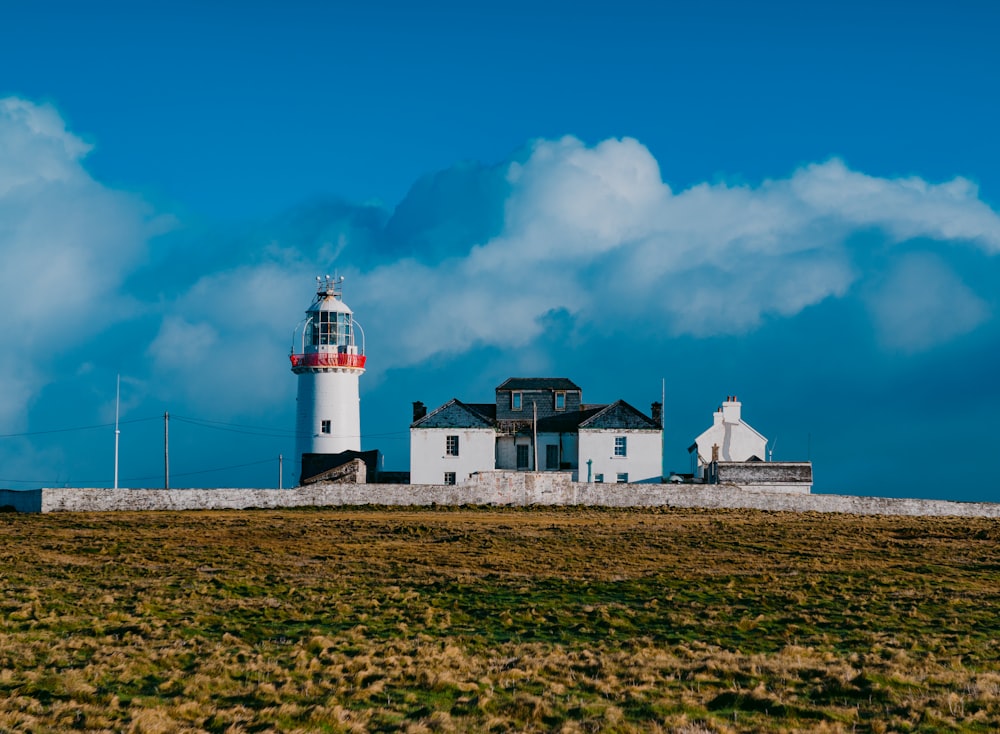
554,391,566,411
512,392,522,411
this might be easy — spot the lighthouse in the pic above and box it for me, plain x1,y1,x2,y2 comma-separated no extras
290,276,366,480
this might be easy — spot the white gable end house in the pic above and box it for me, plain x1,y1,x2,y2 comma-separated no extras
686,395,812,493
688,396,767,479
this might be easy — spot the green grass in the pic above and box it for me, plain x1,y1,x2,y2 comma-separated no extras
1,506,999,732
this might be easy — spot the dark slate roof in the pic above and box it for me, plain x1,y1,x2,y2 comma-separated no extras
496,377,581,391
536,406,604,433
411,399,496,429
466,403,497,422
579,400,660,430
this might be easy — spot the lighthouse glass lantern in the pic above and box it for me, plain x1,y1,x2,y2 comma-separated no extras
290,276,366,475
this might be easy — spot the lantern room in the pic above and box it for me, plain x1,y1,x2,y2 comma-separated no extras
290,275,366,371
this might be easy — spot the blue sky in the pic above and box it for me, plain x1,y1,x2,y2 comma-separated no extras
2,1,1000,499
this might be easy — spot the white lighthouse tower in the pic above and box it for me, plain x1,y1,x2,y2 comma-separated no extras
290,276,366,478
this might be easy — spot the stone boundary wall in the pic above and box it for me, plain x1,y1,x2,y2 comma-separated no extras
32,475,1000,518
714,461,812,485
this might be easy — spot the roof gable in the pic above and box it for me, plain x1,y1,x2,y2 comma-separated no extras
691,417,767,449
579,400,660,430
411,399,495,429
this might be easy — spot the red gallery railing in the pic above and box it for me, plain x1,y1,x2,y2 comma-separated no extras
290,353,367,369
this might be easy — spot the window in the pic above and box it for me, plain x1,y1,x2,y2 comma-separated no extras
614,436,627,457
445,435,459,456
321,420,331,434
516,444,529,470
554,391,566,411
444,472,456,485
546,444,559,470
594,473,604,483
512,392,523,411
617,472,629,483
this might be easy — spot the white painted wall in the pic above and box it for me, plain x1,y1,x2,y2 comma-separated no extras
690,399,767,478
579,429,662,484
410,427,496,485
295,368,362,462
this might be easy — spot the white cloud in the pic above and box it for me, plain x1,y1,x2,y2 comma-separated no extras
0,97,161,429
866,254,989,352
346,138,1000,363
0,97,93,195
145,262,312,413
791,160,1000,252
8,103,999,435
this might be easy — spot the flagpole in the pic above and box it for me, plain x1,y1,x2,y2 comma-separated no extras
114,374,120,490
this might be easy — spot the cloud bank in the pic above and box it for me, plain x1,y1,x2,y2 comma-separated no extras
0,98,164,428
3,99,1000,430
346,136,1000,368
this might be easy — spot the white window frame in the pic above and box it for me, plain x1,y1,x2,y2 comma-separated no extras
320,420,331,434
444,472,456,485
616,472,629,483
614,436,627,457
445,435,459,456
554,391,566,411
512,391,523,411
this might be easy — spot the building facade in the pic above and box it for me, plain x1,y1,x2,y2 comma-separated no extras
410,378,663,485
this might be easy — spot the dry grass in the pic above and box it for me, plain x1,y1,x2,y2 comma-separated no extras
1,505,999,732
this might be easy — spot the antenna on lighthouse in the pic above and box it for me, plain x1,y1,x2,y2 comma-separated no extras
768,437,777,462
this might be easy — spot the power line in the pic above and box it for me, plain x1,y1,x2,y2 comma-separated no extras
170,415,296,438
0,416,159,439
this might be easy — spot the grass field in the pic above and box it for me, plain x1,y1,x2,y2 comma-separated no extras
1,506,999,733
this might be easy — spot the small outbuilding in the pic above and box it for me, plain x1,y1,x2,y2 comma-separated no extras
687,396,812,493
688,396,767,480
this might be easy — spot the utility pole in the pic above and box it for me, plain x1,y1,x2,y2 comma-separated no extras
532,401,538,471
164,411,170,490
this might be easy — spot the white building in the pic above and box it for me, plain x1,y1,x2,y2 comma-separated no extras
409,400,497,486
579,403,665,485
411,378,663,485
290,276,366,481
688,395,767,480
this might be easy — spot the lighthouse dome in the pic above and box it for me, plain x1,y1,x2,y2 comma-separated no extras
312,297,353,315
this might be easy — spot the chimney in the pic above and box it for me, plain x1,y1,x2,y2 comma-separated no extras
711,443,719,462
651,401,662,426
412,401,427,422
